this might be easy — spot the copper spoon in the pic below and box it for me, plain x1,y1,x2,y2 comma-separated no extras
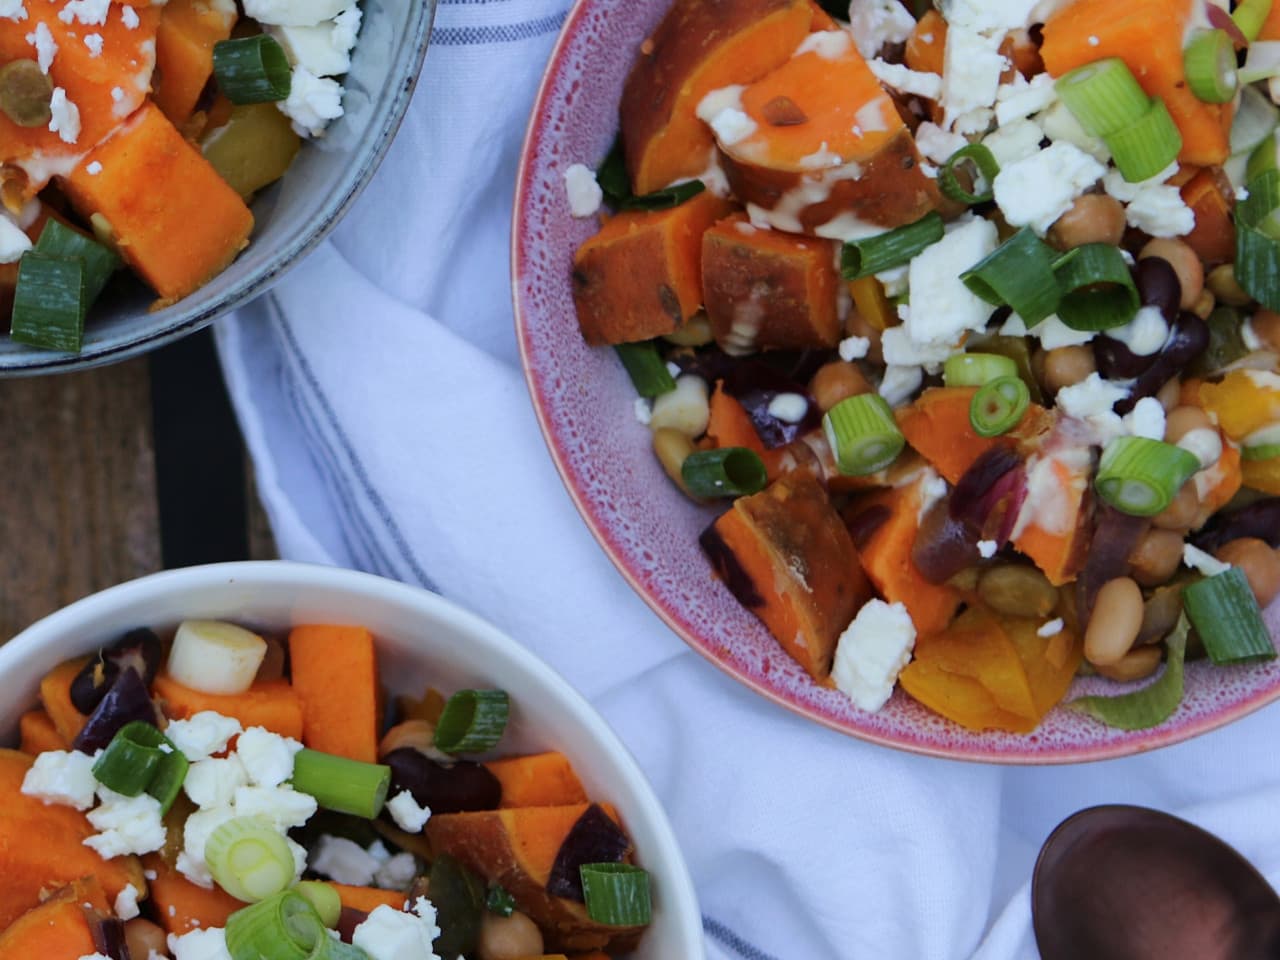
1032,804,1280,960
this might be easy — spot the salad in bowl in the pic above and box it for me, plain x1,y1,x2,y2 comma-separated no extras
0,562,702,959
546,0,1280,742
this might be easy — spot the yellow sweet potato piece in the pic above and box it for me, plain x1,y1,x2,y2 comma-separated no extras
572,190,733,345
620,0,814,195
0,750,146,929
701,214,840,352
717,33,941,232
702,470,873,680
60,103,254,302
426,804,643,954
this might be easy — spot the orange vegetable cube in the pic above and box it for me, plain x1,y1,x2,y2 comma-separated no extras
288,624,380,763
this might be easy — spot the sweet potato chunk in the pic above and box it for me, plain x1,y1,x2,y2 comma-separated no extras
60,103,254,303
701,214,840,352
426,804,643,954
1012,453,1093,587
0,877,107,960
153,0,237,126
0,750,146,928
620,0,814,195
701,470,873,680
844,474,962,635
1180,166,1235,266
485,753,588,808
143,853,240,935
715,31,940,232
572,190,733,345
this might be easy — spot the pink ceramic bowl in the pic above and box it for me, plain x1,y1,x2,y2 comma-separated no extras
510,0,1280,763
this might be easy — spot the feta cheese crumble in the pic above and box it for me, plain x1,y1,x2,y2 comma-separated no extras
977,539,998,559
86,160,103,175
766,392,808,423
85,787,167,858
1,0,29,22
563,163,603,218
167,927,233,960
26,21,56,72
352,897,442,960
312,835,383,885
847,0,914,59
993,142,1105,233
1123,396,1166,441
1037,618,1065,638
386,789,432,834
236,726,303,787
838,335,871,361
867,58,943,100
48,87,81,144
279,67,344,137
115,883,141,921
20,749,98,809
120,3,139,27
1184,543,1231,577
58,0,110,25
831,599,916,712
633,397,652,425
898,216,998,352
84,32,103,56
244,0,354,26
166,711,243,762
374,851,419,891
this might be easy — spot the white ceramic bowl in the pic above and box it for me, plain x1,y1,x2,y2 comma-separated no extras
0,560,704,959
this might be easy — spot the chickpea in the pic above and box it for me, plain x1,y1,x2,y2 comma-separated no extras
1084,577,1145,666
1095,645,1164,682
1214,538,1280,608
1156,377,1182,413
1207,263,1252,307
1047,193,1126,251
1128,528,1185,588
652,427,698,499
1139,239,1204,310
476,910,545,960
1152,483,1200,532
809,361,871,412
1041,345,1096,393
1252,310,1280,353
1163,405,1213,445
125,919,169,960
977,565,1059,618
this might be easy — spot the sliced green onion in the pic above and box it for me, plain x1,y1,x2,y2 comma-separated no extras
960,228,1061,325
620,180,705,212
840,212,943,279
35,218,119,307
1235,170,1280,310
1055,58,1151,138
290,749,391,819
91,721,188,813
212,36,291,104
206,816,296,903
1234,0,1274,41
294,881,341,928
938,143,1000,205
595,137,630,207
1183,566,1276,664
969,376,1029,437
1248,130,1280,185
1239,40,1280,85
1070,616,1187,730
580,864,652,926
433,689,510,755
1053,243,1140,331
1095,436,1201,516
486,884,516,917
822,393,905,475
10,252,85,352
680,447,768,497
1242,423,1280,460
1103,97,1182,182
225,891,362,960
1232,85,1280,157
1184,30,1238,104
614,342,676,398
944,352,1018,387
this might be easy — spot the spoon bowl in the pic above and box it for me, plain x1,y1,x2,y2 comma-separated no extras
1033,804,1280,960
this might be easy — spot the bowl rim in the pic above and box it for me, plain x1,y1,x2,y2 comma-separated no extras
510,0,1280,766
0,0,437,378
0,560,705,955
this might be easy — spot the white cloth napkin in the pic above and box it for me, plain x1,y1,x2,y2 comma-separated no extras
215,1,1280,955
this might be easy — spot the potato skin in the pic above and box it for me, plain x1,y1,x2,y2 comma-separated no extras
620,0,814,196
701,214,840,353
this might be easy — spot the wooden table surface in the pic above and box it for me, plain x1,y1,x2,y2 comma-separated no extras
0,328,274,638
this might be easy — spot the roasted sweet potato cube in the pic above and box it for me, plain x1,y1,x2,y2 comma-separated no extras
1180,166,1235,267
153,0,236,127
60,103,254,303
702,214,840,352
425,804,643,954
620,0,813,195
572,190,733,345
701,470,873,680
0,878,107,960
715,32,941,232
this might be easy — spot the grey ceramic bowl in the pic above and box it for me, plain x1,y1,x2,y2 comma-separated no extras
0,0,435,376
